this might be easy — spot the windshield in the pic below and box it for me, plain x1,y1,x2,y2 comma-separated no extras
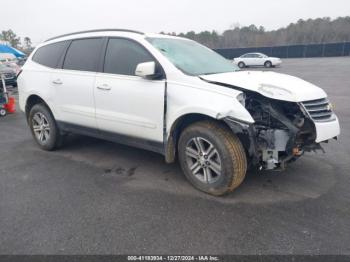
146,37,238,76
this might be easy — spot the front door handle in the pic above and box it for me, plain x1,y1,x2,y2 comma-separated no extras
52,79,63,85
97,84,111,91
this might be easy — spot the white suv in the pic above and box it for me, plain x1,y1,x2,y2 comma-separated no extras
18,29,340,196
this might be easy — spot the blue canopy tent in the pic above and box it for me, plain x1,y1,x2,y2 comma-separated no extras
0,44,25,58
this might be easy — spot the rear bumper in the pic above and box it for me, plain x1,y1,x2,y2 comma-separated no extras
314,116,340,143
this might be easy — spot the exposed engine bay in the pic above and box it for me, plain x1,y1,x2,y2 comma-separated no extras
246,93,322,170
225,92,332,170
199,74,338,171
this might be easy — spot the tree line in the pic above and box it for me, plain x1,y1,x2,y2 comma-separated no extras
164,16,350,49
0,29,33,55
1,16,350,54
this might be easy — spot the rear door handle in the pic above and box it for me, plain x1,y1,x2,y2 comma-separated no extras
97,84,111,91
52,79,63,85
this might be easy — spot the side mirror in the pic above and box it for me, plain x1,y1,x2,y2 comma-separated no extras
135,61,156,78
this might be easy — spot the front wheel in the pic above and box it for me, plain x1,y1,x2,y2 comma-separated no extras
28,104,63,151
178,121,247,196
264,61,272,68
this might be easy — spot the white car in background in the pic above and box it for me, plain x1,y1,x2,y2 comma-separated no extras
233,53,282,68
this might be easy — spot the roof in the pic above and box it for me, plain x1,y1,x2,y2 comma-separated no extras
44,29,189,45
45,29,144,42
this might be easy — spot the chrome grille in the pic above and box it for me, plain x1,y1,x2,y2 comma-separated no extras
301,98,334,122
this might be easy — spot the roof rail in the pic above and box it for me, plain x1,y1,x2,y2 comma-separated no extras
45,29,144,42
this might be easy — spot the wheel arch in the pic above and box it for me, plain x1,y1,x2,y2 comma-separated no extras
25,94,53,121
238,61,245,67
264,60,272,66
164,112,246,163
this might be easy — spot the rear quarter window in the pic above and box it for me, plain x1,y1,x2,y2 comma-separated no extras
32,41,68,68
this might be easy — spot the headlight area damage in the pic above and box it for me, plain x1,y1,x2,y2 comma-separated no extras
224,93,333,171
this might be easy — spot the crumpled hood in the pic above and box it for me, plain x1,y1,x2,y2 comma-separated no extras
200,71,327,102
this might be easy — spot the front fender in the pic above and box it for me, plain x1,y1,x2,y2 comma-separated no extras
164,80,255,163
166,81,254,136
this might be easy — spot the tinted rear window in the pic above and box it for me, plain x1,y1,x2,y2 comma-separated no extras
104,38,154,76
63,38,103,72
32,41,67,68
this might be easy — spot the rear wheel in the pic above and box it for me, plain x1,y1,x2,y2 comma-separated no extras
178,121,247,196
28,104,63,151
238,62,245,68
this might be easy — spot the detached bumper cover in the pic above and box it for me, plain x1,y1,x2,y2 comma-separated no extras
314,117,340,143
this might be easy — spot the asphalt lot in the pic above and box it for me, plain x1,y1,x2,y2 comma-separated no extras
0,57,350,255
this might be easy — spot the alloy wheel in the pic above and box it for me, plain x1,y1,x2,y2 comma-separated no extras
185,137,222,184
32,112,51,143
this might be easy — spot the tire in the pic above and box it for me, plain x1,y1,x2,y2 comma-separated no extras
28,103,63,151
238,62,245,68
0,108,6,117
264,61,272,68
178,121,247,196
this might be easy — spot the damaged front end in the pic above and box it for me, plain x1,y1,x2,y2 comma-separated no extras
224,93,329,170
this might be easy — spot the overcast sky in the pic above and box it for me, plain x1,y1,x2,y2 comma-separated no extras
2,0,350,45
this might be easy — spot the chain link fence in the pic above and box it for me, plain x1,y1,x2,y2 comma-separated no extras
215,42,350,59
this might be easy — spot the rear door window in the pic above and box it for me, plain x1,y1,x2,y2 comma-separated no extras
63,38,103,72
32,41,68,68
104,38,154,76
